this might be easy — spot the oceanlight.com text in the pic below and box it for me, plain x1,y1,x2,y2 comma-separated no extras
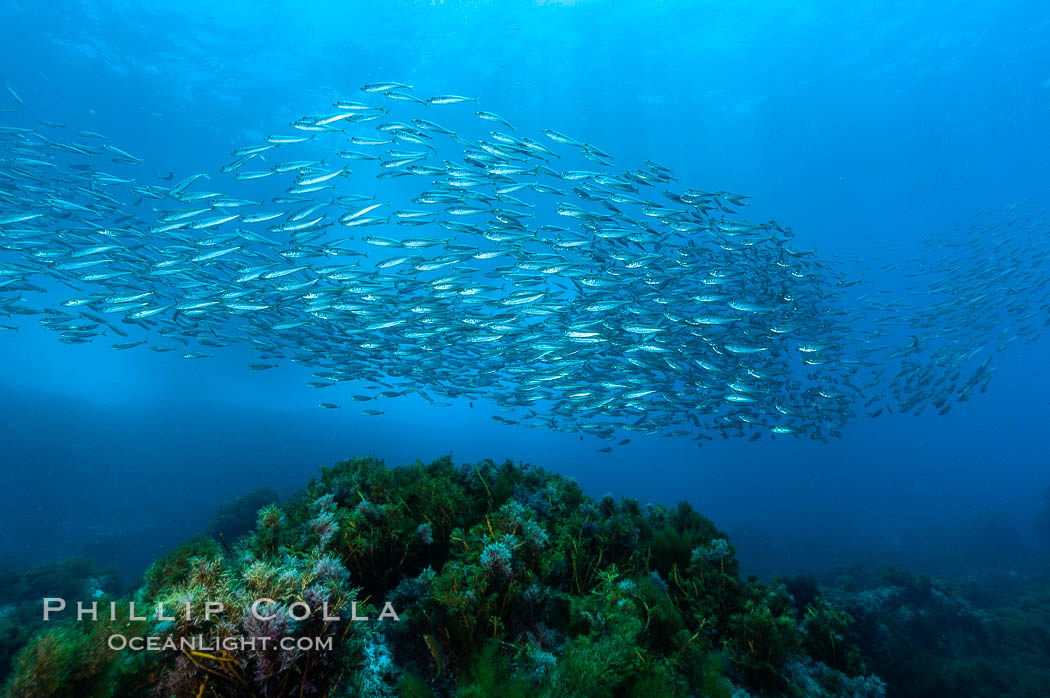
107,634,335,652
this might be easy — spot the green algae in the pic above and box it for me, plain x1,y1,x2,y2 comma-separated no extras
3,456,879,697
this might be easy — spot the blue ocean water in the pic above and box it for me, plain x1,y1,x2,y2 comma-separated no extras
0,0,1048,586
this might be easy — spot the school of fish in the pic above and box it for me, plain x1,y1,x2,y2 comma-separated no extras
1,80,1047,449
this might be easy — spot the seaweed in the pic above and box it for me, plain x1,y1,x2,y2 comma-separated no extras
0,557,120,684
825,564,1050,698
208,487,281,548
3,455,878,697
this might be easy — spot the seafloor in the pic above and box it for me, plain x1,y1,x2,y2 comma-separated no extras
1,456,1048,697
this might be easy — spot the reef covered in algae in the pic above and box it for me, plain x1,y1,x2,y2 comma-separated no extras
2,456,891,697
4,457,1049,697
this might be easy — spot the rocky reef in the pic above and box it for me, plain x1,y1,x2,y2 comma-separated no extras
2,456,888,697
0,557,121,685
820,564,1050,698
